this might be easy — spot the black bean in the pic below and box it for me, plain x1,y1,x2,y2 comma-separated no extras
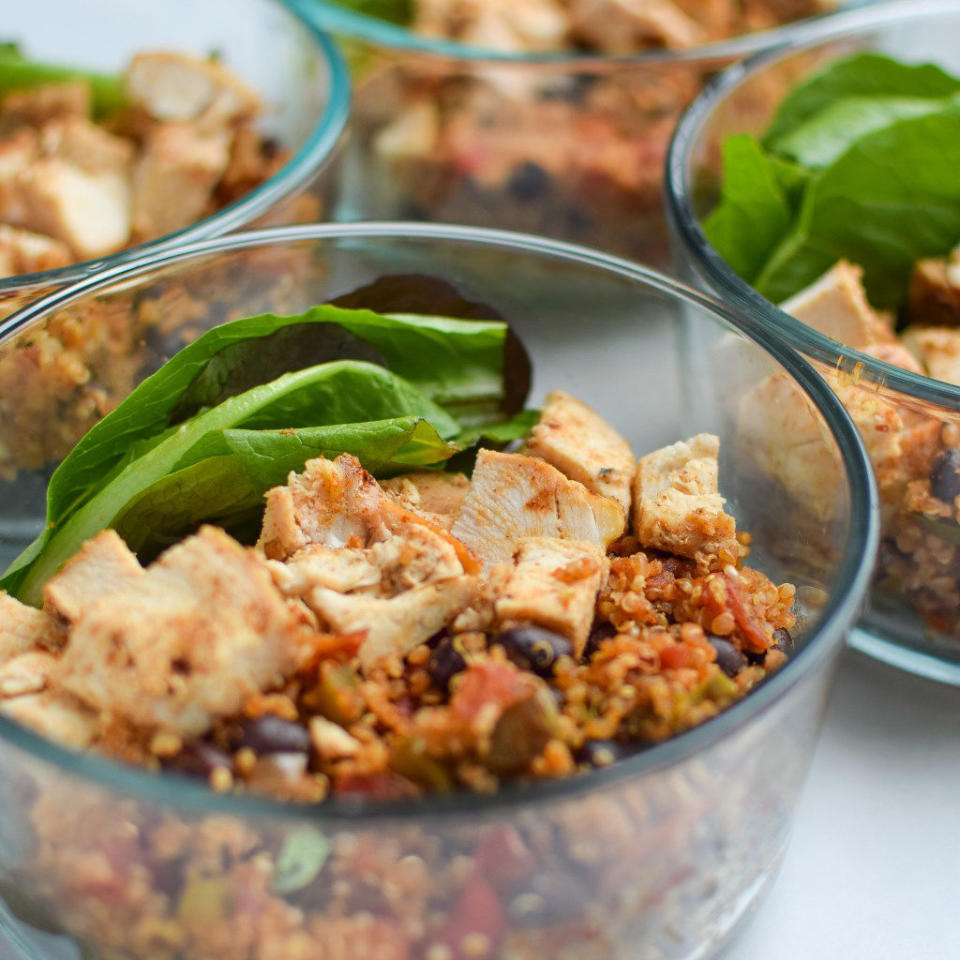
575,739,629,768
498,626,572,677
508,162,551,202
706,635,747,677
931,449,960,504
509,871,589,925
163,740,233,779
231,714,311,755
772,628,794,655
428,637,466,693
582,622,616,661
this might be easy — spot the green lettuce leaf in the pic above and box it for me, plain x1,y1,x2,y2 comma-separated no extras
763,53,960,148
703,135,793,283
4,361,456,603
44,305,508,529
328,0,413,25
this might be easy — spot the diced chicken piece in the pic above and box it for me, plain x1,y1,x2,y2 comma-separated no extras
0,157,131,259
0,224,70,277
0,650,58,698
452,450,625,567
903,327,960,386
275,545,383,597
569,0,704,54
375,101,440,161
130,123,231,239
0,82,91,130
908,255,960,328
125,52,260,126
57,527,310,737
783,261,893,350
259,455,393,561
737,373,841,521
39,116,134,175
525,391,634,517
0,593,62,663
309,576,479,674
368,520,466,591
633,434,738,563
310,716,362,760
0,689,97,749
43,529,143,625
496,538,608,657
381,471,470,530
0,126,38,180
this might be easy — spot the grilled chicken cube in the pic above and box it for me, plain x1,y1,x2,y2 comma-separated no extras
496,537,608,656
309,576,479,674
130,123,231,239
568,0,704,54
0,689,97,749
0,593,62,663
903,327,960,386
452,450,625,567
782,261,893,350
43,529,144,625
525,390,634,517
633,434,738,562
0,127,38,180
0,650,58,698
57,527,310,737
0,223,70,277
0,157,131,259
0,81,91,130
381,471,470,531
39,116,134,175
125,52,260,126
259,455,394,561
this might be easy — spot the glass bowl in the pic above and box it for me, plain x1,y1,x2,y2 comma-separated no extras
286,0,867,268
0,223,876,960
0,0,350,484
666,0,960,684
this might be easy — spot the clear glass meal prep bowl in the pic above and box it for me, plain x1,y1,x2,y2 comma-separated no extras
284,0,870,269
0,223,877,960
0,0,350,311
665,0,960,685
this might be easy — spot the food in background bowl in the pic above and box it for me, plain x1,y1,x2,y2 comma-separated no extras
1,304,796,805
301,0,838,263
683,49,960,642
0,47,289,276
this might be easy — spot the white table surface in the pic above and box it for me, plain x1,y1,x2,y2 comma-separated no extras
726,648,960,960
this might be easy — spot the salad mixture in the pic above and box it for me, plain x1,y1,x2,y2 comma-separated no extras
0,304,796,802
338,0,834,262
705,52,960,637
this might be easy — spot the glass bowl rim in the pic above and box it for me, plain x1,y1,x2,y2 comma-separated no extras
0,221,879,824
0,2,352,297
665,0,960,408
283,0,875,66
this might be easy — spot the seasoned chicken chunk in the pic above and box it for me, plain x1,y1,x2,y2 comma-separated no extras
903,327,960,386
309,576,479,674
0,126,38,180
130,124,231,239
0,157,131,259
259,455,394,560
0,593,62,663
43,529,144,625
381,471,470,530
737,373,841,521
125,52,260,126
0,82,91,130
39,117,134,175
568,0,704,53
633,434,738,563
0,224,70,277
57,527,310,737
0,650,58,698
452,450,625,567
525,390,634,516
496,537,607,656
783,261,893,350
0,689,97,749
